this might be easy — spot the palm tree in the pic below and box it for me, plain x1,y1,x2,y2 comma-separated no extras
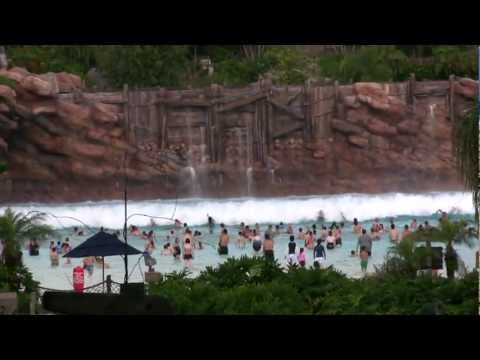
398,219,477,280
453,106,479,231
0,208,53,268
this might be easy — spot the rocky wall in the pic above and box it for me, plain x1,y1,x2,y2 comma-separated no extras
0,67,477,203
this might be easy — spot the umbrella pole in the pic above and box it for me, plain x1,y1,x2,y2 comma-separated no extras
102,256,105,293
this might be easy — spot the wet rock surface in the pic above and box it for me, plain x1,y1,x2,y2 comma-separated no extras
0,67,477,203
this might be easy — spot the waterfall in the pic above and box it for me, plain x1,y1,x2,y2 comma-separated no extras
246,167,253,197
429,104,437,133
200,127,207,164
185,166,201,195
185,118,201,195
270,169,275,185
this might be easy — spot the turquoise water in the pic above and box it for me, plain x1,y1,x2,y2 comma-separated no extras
3,192,477,290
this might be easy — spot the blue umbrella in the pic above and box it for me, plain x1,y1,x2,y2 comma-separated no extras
63,230,143,287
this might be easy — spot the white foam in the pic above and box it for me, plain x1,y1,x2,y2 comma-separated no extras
1,192,473,230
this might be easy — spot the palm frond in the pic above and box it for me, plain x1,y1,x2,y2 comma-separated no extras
453,106,479,226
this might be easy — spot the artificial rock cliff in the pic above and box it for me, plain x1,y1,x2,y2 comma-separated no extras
0,67,477,203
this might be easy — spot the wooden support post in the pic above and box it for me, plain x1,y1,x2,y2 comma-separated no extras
160,103,168,150
123,84,129,143
334,80,339,116
304,80,312,141
267,99,274,153
449,74,455,122
408,73,416,106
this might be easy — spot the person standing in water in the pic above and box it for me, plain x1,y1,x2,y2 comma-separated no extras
389,224,399,244
183,239,194,268
410,219,418,231
207,215,215,234
218,229,230,255
263,233,274,261
353,218,362,235
287,236,297,265
252,229,262,253
326,231,336,250
313,239,326,269
359,246,369,275
286,224,293,235
50,247,59,267
356,229,373,257
401,224,411,241
297,248,306,268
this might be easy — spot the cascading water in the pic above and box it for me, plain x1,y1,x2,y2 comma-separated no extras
270,169,276,185
185,118,201,195
200,127,207,164
246,167,253,197
429,103,437,133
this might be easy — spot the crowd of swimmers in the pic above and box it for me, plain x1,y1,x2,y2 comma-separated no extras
14,208,479,277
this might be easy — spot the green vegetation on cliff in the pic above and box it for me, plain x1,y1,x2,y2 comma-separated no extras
4,45,477,89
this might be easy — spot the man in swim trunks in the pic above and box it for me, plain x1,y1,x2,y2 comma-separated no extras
313,239,326,269
218,229,230,255
263,233,274,261
208,215,215,234
252,229,262,253
389,224,399,244
356,229,372,257
287,235,296,265
359,246,369,275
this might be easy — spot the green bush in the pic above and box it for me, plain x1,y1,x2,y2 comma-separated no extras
0,75,16,88
148,256,478,315
4,45,477,89
94,45,190,88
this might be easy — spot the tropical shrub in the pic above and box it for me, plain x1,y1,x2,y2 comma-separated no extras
148,256,478,315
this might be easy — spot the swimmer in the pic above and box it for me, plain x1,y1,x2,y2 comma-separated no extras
286,224,293,235
162,243,173,256
401,224,411,241
237,231,247,248
207,215,215,234
370,227,380,241
410,219,417,231
297,248,306,268
173,239,181,260
359,246,369,275
317,210,325,222
313,239,326,269
353,218,362,235
350,250,356,257
287,236,297,265
326,231,336,250
83,256,95,276
320,226,328,242
334,225,342,247
389,224,399,244
50,247,59,267
263,233,274,261
218,229,229,255
298,227,305,241
356,229,372,257
252,229,262,253
183,239,194,268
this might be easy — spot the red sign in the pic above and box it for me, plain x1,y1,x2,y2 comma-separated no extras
73,266,85,293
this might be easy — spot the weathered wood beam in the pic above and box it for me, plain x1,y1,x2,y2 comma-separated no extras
269,98,304,121
218,93,266,113
272,122,304,139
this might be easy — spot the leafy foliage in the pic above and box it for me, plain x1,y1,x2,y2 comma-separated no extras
148,256,478,315
0,75,16,88
5,45,476,89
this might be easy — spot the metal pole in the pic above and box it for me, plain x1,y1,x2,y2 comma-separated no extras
102,256,105,293
123,84,130,285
